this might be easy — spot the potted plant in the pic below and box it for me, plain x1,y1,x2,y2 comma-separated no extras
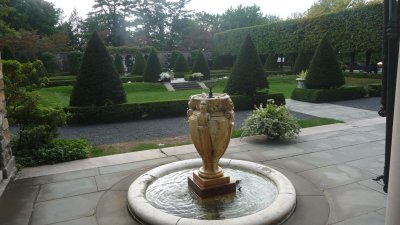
296,70,308,88
241,101,300,140
158,71,174,82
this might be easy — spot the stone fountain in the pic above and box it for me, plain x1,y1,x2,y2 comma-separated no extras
127,91,297,225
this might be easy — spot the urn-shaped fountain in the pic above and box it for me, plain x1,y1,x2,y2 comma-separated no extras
187,93,236,197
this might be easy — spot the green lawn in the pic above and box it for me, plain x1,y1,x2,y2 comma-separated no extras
35,75,379,108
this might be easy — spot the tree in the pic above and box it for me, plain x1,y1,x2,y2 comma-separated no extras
70,32,126,106
173,52,189,72
143,48,162,82
224,35,268,95
114,53,124,74
306,0,366,17
3,0,61,36
305,35,345,89
264,53,278,70
219,4,280,31
40,52,58,73
132,51,146,75
192,50,210,79
90,0,131,46
293,49,312,74
59,8,84,50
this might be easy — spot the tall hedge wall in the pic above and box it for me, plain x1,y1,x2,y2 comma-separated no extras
214,4,383,55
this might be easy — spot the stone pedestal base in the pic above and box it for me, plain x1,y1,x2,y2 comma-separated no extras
188,172,236,198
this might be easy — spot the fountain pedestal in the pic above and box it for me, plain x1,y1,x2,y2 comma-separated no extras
187,93,236,198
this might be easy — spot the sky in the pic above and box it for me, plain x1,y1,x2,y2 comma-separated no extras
47,0,317,19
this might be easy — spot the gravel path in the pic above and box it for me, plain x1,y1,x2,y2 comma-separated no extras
58,110,315,145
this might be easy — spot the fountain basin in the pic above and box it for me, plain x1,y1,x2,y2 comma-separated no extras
127,158,296,225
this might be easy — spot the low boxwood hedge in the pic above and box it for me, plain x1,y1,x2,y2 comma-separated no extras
291,86,367,103
120,76,144,83
343,72,381,79
47,80,76,87
367,84,382,97
65,93,285,124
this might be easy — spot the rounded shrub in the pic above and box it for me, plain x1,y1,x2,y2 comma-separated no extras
192,50,210,79
305,35,345,89
114,53,124,74
143,48,162,82
70,32,127,106
293,49,312,74
224,35,268,95
264,53,278,70
173,52,189,72
67,51,83,75
132,51,146,75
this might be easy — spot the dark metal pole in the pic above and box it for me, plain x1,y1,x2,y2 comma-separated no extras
381,0,399,193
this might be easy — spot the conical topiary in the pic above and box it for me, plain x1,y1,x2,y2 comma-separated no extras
224,35,268,95
305,35,345,89
264,53,278,70
132,51,146,75
173,52,189,72
143,48,162,82
1,46,14,60
114,53,124,74
293,48,312,74
70,32,126,106
192,50,210,79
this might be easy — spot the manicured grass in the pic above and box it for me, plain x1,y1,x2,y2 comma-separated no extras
297,117,343,128
268,75,297,98
35,75,379,108
344,77,381,87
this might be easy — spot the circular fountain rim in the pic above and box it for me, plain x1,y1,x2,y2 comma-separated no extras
127,158,296,225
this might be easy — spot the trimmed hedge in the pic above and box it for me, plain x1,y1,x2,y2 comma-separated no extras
214,4,383,55
143,48,162,82
343,72,381,79
66,93,285,124
47,80,76,87
367,84,382,97
291,86,367,103
120,76,144,83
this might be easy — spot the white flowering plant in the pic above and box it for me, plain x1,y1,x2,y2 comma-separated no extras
241,102,300,140
159,71,174,82
191,72,204,80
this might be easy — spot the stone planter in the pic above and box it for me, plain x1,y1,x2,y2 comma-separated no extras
296,78,306,88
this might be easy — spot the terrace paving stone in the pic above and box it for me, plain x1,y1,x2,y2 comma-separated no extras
324,183,387,224
284,196,329,225
31,191,104,225
266,157,317,173
95,171,132,191
37,177,98,202
346,154,385,176
52,216,98,225
98,156,177,174
299,164,375,190
0,184,39,225
333,212,385,225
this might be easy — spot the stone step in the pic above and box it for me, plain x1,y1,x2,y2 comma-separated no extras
171,81,203,90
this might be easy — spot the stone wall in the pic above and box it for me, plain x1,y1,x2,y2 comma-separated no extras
0,55,15,184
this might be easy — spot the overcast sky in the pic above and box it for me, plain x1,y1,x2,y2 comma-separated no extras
47,0,317,19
